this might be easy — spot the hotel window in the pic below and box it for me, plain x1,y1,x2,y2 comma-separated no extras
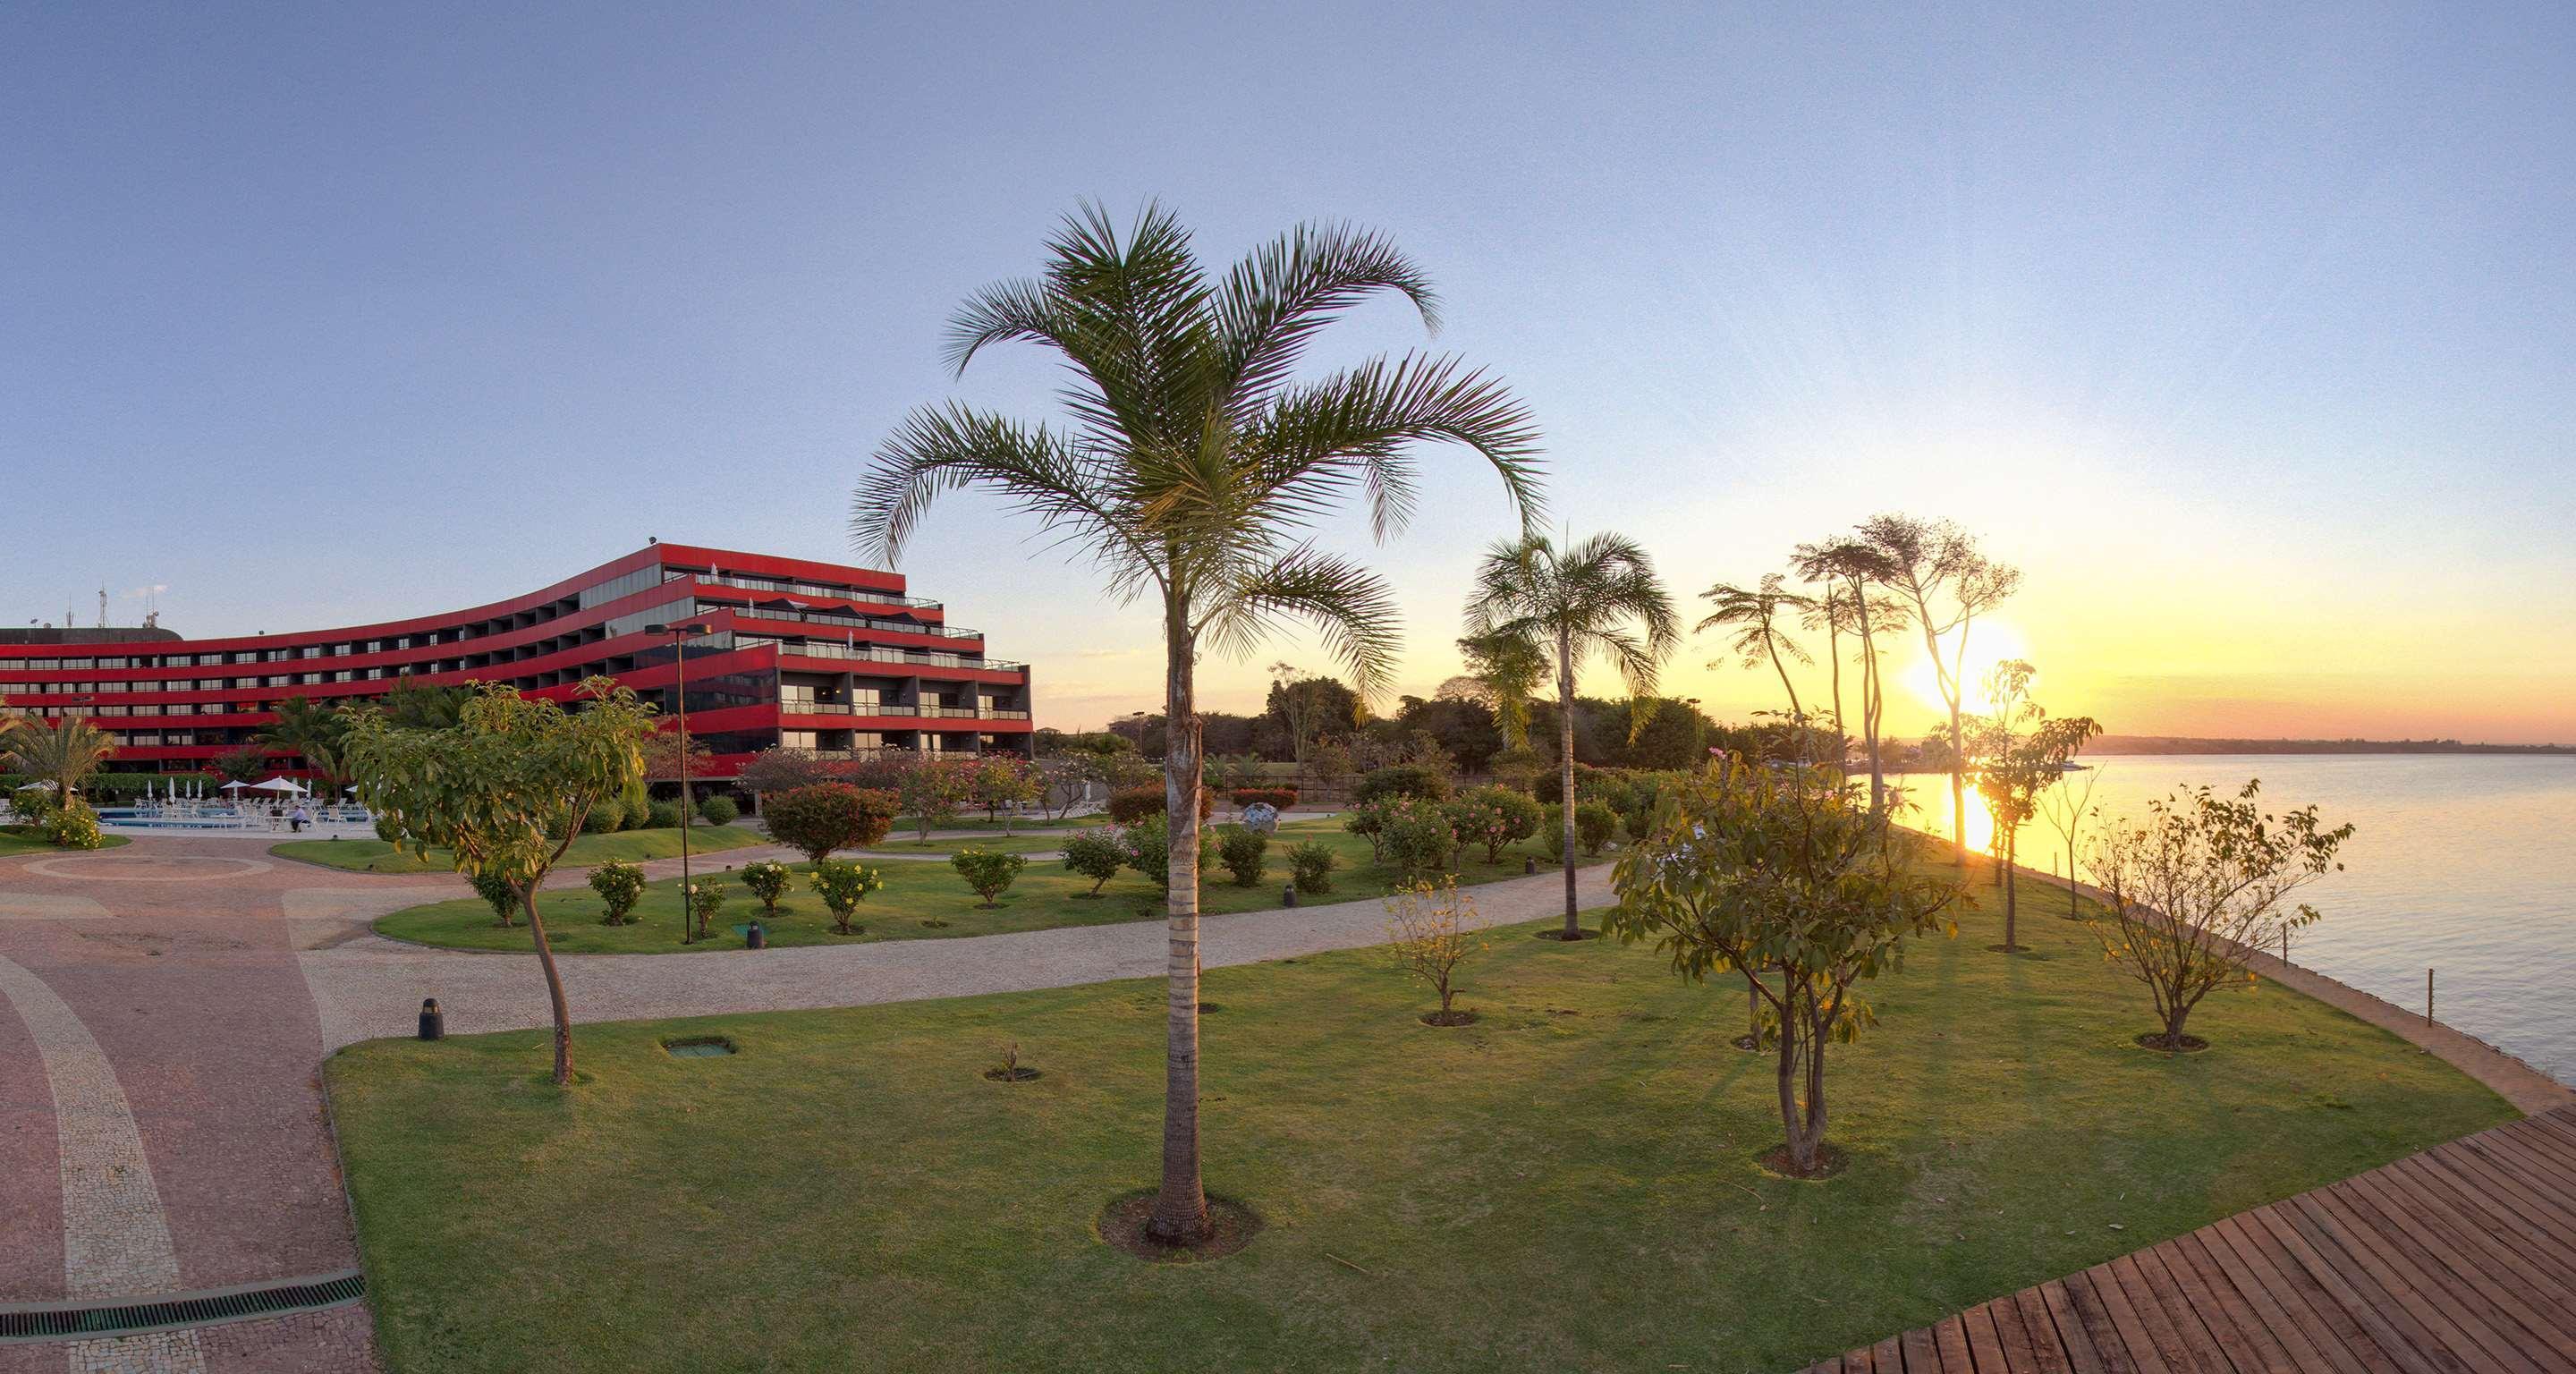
96,657,126,668
99,682,128,692
96,705,131,717
301,646,321,658
780,730,818,749
233,652,257,665
167,655,192,667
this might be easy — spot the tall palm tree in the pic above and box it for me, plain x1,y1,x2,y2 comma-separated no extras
1699,573,1814,755
6,716,115,812
1792,537,1905,810
1463,532,1677,938
853,203,1543,1244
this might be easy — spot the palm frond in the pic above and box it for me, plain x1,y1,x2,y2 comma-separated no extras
1217,221,1439,415
1246,353,1545,540
1197,545,1403,699
852,403,1161,598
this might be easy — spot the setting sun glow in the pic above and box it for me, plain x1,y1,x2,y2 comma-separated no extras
1900,619,2031,717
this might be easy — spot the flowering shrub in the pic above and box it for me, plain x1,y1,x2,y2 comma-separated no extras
1062,829,1125,896
739,860,792,915
762,784,897,862
1444,785,1543,863
809,860,885,934
1217,827,1267,886
1382,797,1458,882
950,848,1027,908
686,880,727,937
587,859,646,925
41,800,104,850
1543,800,1619,858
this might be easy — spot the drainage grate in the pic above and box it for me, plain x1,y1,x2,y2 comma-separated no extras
0,1271,364,1343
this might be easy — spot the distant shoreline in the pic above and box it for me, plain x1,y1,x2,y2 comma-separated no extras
2083,735,2572,757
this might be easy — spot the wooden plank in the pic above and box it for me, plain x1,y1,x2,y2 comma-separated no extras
2144,1233,2297,1374
2417,1138,2576,1260
1842,1349,1875,1374
2007,1286,2078,1374
2035,1279,2116,1374
2300,1183,2543,1371
2101,1252,2221,1374
2390,1152,2576,1284
2272,1193,2487,1372
2117,1247,2241,1374
1984,1294,2048,1373
1873,1336,1903,1374
2333,1171,2576,1370
2067,1266,2167,1374
2469,1124,2576,1198
2181,1224,2377,1374
1898,1322,1942,1374
1932,1314,1975,1374
2242,1205,2453,1374
1962,1303,2012,1372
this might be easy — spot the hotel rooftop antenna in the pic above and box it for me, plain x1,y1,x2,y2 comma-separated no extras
97,587,108,629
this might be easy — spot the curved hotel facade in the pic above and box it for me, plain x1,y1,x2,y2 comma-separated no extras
0,543,1034,779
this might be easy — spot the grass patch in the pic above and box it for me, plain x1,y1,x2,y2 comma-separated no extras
373,820,1575,954
0,827,131,855
330,863,2512,1373
894,813,1105,833
273,826,767,874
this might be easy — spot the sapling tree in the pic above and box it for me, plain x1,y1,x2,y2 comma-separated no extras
2035,752,2106,920
901,758,977,841
345,678,657,1087
740,860,792,917
2085,781,2351,1050
1385,878,1487,1024
588,859,647,926
1967,660,2101,952
1606,756,1961,1175
951,848,1027,907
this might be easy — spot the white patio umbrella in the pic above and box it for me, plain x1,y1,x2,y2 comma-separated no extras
219,780,250,792
250,776,307,793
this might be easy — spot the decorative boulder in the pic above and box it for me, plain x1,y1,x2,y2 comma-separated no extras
1241,802,1280,835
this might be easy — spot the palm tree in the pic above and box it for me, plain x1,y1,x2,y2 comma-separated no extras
1792,537,1906,810
259,695,348,789
1699,573,1814,756
1463,532,1678,938
853,203,1543,1244
6,716,115,813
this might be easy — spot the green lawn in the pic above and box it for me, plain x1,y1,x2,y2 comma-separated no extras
894,813,1106,833
329,862,2512,1374
272,826,767,874
372,820,1574,954
860,831,1070,855
0,827,131,855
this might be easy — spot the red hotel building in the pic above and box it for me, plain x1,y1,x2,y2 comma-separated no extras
0,543,1035,780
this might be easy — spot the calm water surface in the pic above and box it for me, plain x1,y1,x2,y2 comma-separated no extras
1892,756,2576,1084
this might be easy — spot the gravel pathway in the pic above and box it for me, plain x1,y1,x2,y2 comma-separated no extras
295,864,1616,1050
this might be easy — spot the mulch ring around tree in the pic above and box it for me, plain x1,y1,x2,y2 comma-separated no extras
982,1066,1042,1082
1532,928,1602,942
1097,1192,1262,1262
2135,1031,2210,1054
1729,1033,1761,1052
1754,1142,1849,1181
1419,1009,1478,1028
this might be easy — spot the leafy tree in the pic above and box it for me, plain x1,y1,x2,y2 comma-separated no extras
763,784,897,863
379,679,472,730
1606,757,1961,1175
344,679,657,1086
1260,667,1361,763
1860,514,2022,865
1385,878,1487,1024
950,848,1027,907
641,730,718,785
1699,574,1816,759
1352,764,1450,804
1968,660,2101,951
2086,782,2351,1050
1062,829,1126,895
968,754,1043,832
4,717,115,818
213,743,272,786
736,745,838,796
854,204,1541,1243
1463,531,1678,939
1792,537,1910,813
1622,696,1711,770
898,758,978,840
1394,694,1503,773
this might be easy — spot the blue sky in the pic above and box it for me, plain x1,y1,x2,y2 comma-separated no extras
7,3,2571,740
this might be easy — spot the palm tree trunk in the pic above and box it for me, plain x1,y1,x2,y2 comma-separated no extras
1825,613,1843,766
1556,629,1580,937
1148,607,1208,1243
1856,587,1884,813
521,884,572,1087
1765,641,1806,761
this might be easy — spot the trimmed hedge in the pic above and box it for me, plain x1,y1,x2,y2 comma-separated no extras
1106,785,1213,825
1229,786,1299,811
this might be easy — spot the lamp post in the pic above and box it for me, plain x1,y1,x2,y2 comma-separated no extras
644,622,715,944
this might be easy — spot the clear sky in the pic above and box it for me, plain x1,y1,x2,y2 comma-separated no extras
7,3,2571,743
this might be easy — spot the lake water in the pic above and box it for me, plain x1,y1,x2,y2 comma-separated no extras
1888,756,2576,1086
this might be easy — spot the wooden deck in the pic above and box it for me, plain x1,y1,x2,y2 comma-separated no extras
1799,1105,2576,1373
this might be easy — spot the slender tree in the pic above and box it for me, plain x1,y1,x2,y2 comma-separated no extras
1699,573,1814,758
2035,757,2106,919
1792,537,1908,811
853,204,1542,1244
1968,660,2101,952
1463,531,1678,938
343,681,657,1086
259,695,350,790
1859,514,2022,864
